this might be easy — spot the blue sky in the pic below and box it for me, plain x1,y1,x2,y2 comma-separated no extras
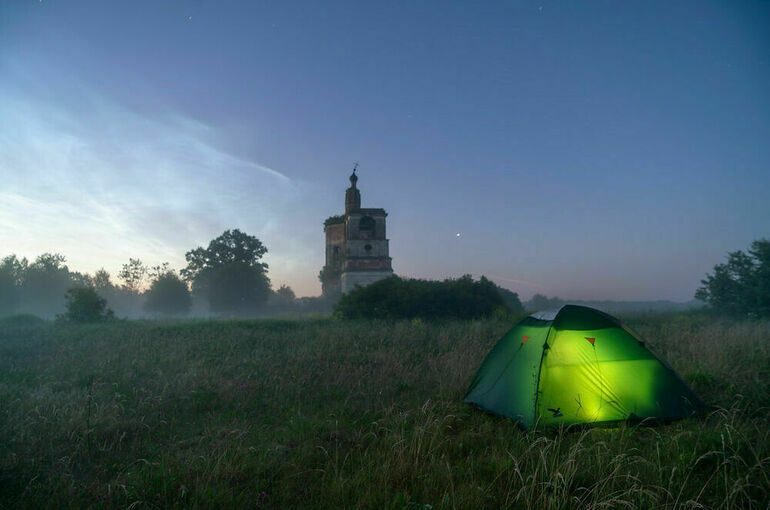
1,0,768,300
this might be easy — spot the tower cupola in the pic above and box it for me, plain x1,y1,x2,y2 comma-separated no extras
345,166,361,213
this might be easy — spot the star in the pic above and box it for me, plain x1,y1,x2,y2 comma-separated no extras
456,233,461,237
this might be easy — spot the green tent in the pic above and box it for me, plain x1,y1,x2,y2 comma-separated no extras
464,305,705,428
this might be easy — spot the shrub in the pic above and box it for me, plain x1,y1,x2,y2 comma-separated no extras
334,274,510,320
59,287,114,323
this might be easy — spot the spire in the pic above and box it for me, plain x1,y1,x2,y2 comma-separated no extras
349,162,358,188
345,163,361,214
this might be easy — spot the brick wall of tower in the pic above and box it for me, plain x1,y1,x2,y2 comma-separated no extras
322,171,393,296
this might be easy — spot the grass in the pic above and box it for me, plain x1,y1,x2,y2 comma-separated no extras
0,313,768,509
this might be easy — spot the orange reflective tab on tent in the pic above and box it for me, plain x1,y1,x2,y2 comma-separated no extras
522,335,529,343
585,337,595,345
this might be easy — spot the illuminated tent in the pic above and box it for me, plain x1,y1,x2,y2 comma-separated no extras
464,305,705,428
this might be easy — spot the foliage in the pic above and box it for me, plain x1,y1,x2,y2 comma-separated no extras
334,274,508,320
182,229,271,316
144,269,192,317
696,238,770,318
21,253,73,318
495,285,524,315
90,269,114,291
59,287,114,323
0,314,767,508
318,264,342,293
0,270,20,317
273,284,296,303
323,215,345,227
118,258,147,293
0,255,26,317
148,263,171,281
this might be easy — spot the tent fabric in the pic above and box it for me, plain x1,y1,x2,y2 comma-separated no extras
464,305,705,429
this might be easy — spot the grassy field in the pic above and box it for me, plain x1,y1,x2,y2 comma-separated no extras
0,313,768,509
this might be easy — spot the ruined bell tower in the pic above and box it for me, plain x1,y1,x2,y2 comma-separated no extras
321,166,393,295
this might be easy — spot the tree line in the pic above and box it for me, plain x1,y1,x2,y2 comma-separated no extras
0,229,331,320
2,232,766,322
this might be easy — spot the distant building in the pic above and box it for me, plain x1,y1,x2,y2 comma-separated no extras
321,167,393,295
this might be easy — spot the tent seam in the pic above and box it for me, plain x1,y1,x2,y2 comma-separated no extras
531,320,556,427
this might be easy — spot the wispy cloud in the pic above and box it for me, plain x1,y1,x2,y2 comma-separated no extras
0,75,309,288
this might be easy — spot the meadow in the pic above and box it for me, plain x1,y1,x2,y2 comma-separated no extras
0,313,768,509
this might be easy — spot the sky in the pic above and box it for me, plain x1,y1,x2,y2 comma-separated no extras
1,0,769,301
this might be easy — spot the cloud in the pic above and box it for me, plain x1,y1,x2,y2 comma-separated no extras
0,79,309,287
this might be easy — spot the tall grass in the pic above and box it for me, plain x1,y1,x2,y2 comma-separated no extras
0,314,767,508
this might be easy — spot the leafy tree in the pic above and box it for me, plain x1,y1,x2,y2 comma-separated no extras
148,263,171,281
91,269,113,291
274,284,296,303
70,271,94,288
144,268,191,317
60,287,114,323
95,267,146,319
118,258,147,293
696,239,770,317
0,255,27,317
182,229,271,315
21,253,72,318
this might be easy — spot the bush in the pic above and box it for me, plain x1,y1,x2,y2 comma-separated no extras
144,272,192,317
334,274,510,320
59,287,114,323
0,313,46,328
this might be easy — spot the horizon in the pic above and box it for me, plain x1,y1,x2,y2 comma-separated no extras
2,1,769,301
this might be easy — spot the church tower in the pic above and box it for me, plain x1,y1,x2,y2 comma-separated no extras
322,167,393,295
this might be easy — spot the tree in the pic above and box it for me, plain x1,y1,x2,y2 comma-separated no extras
148,263,171,281
60,287,114,323
21,253,72,318
91,269,114,291
182,229,271,315
144,268,191,317
269,284,297,310
118,258,147,293
0,255,27,317
274,284,296,302
496,286,525,315
696,239,770,318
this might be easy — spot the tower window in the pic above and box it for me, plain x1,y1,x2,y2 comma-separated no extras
359,216,375,239
365,244,372,252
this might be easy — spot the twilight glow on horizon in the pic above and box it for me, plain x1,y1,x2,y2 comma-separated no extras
1,1,769,300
